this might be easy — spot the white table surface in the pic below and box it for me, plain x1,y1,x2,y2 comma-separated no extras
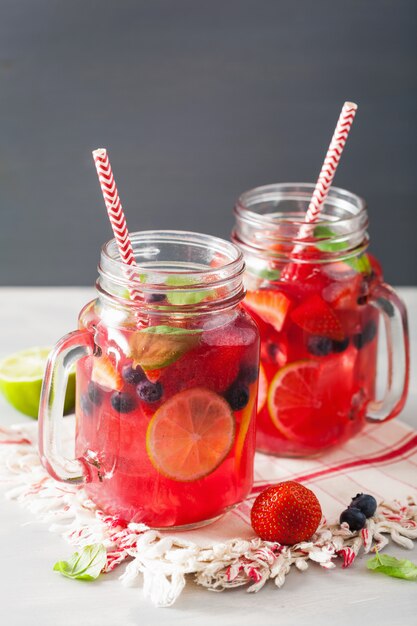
0,287,416,626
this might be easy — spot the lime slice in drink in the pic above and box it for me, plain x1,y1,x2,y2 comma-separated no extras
0,347,75,418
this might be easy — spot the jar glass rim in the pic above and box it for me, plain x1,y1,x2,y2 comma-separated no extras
97,230,246,312
100,230,244,280
235,182,367,228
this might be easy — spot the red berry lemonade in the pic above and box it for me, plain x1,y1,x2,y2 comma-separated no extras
243,256,380,456
76,302,259,528
233,183,409,457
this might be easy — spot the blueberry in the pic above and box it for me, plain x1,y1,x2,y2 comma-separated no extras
350,493,377,518
87,382,104,406
353,320,377,349
122,363,146,385
80,394,93,416
332,337,350,353
110,392,136,413
377,297,395,318
340,507,366,531
266,342,279,362
307,335,333,357
145,293,166,303
239,364,258,385
137,380,163,403
225,381,250,411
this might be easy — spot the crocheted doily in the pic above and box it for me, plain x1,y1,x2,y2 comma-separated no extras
1,423,416,607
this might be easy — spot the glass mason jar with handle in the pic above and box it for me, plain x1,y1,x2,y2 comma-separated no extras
39,231,259,529
232,183,409,457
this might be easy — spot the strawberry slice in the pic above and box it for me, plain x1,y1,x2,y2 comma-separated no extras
290,294,345,341
91,355,123,391
244,290,291,332
322,274,363,309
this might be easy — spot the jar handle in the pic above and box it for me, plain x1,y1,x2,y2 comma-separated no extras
38,330,95,483
366,284,409,422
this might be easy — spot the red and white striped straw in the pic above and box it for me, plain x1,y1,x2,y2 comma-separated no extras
304,101,358,225
92,149,141,301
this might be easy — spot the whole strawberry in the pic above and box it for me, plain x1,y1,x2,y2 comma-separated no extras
251,481,322,544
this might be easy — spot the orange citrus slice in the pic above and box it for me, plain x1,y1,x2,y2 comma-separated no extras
257,362,268,412
267,361,321,441
234,382,257,471
146,387,235,482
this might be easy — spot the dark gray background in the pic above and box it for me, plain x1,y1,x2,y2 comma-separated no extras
0,0,416,286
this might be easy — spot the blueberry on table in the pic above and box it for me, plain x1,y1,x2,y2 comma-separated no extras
137,379,163,403
225,381,250,411
122,363,146,385
340,507,366,531
239,364,258,385
332,337,350,353
350,493,377,518
87,382,104,406
111,392,136,413
307,335,333,357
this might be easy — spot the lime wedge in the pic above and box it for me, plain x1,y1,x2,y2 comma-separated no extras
0,347,75,418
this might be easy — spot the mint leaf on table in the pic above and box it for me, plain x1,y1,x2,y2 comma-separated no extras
366,552,417,581
53,544,107,581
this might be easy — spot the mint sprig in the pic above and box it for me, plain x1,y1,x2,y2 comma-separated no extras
130,325,201,370
367,552,417,581
139,325,201,336
53,544,107,581
165,275,207,306
314,225,371,274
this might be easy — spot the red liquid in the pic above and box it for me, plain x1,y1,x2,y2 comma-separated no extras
244,257,380,456
75,306,259,528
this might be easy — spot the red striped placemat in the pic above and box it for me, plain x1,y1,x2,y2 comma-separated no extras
1,418,416,607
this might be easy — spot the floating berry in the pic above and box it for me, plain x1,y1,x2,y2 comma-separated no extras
145,293,166,303
376,297,395,318
122,363,146,385
350,493,377,518
87,382,104,406
291,294,345,341
264,339,288,367
111,392,136,413
307,335,332,357
332,337,350,353
340,507,366,531
353,320,377,349
80,394,93,416
251,481,322,544
137,379,163,404
224,381,250,411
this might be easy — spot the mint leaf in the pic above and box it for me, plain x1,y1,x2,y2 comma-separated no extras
367,552,417,581
165,275,206,306
130,325,201,370
53,544,107,581
314,225,371,275
256,267,281,281
314,225,348,253
140,325,201,336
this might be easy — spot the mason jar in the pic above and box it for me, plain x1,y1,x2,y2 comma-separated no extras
39,231,259,529
232,183,409,457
